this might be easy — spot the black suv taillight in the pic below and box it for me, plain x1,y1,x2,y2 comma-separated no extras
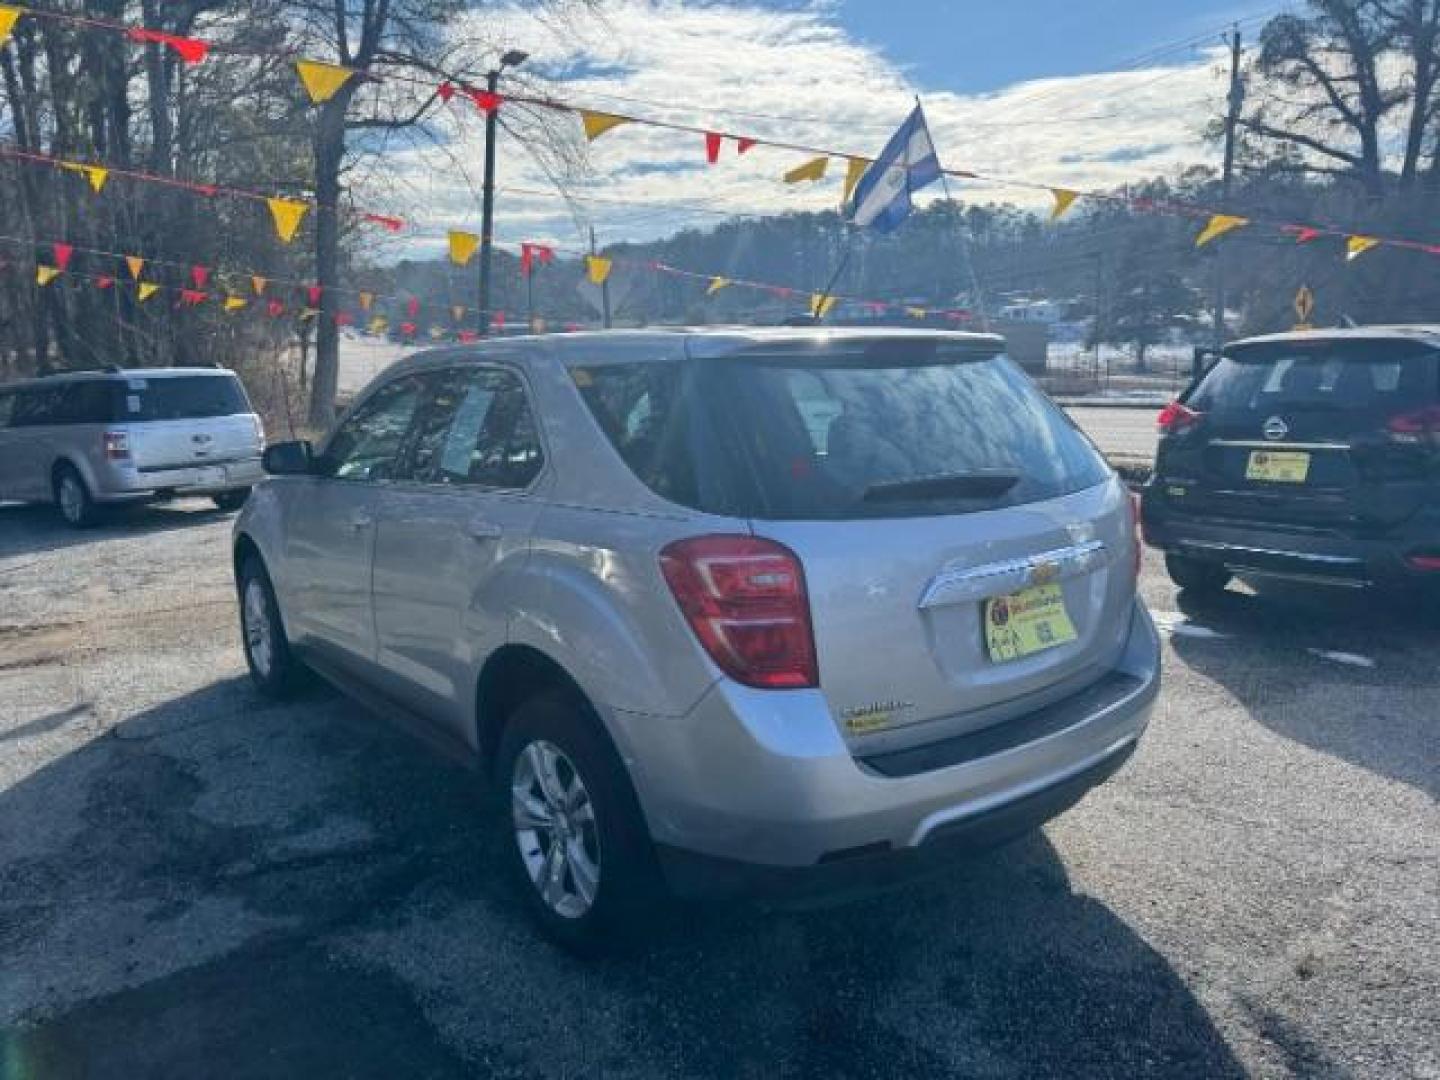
1157,400,1203,436
1386,405,1440,447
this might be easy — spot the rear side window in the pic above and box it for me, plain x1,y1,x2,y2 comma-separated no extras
572,344,1109,520
120,375,251,421
1189,341,1439,416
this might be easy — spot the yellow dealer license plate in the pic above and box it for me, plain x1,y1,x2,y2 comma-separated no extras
984,583,1078,663
1246,450,1310,483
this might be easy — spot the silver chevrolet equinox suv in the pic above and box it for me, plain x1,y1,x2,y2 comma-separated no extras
233,329,1160,950
0,366,264,527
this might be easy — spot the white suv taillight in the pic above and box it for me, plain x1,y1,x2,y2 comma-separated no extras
102,430,130,461
659,535,818,690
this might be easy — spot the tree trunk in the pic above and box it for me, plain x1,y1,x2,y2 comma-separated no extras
307,94,350,429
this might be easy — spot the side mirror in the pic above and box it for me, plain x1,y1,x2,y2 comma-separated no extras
262,440,316,476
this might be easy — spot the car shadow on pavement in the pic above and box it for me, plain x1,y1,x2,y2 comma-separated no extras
1,677,1245,1079
0,501,236,559
1170,580,1438,800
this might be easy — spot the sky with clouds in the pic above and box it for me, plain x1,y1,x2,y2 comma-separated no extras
365,0,1285,262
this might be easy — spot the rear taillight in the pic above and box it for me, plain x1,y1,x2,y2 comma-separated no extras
659,535,818,690
1386,405,1440,446
1405,552,1440,572
102,431,130,461
1157,400,1203,436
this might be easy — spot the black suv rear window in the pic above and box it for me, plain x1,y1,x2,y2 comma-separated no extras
1189,340,1439,417
572,342,1109,520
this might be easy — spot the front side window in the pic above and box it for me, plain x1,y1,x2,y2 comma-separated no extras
322,376,424,481
404,367,543,489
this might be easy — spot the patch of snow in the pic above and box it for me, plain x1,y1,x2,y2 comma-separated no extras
1306,649,1377,669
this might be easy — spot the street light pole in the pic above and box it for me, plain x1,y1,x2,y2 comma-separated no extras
478,50,527,338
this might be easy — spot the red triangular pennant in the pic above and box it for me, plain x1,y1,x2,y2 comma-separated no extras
178,288,207,307
127,27,210,65
96,275,114,290
190,265,210,289
467,88,502,113
363,213,404,232
53,243,74,271
705,131,722,164
400,321,417,336
438,81,456,103
266,299,285,317
737,137,757,154
458,330,478,343
307,285,323,307
334,310,353,326
405,297,420,318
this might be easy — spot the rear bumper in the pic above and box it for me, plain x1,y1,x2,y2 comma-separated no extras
93,456,264,502
608,599,1158,885
1141,489,1440,586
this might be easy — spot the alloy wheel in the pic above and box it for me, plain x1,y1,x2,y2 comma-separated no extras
511,739,601,919
242,577,274,678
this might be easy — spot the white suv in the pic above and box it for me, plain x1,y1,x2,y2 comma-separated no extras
0,366,264,527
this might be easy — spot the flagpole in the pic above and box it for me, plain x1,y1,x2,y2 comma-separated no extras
811,228,856,324
919,95,989,330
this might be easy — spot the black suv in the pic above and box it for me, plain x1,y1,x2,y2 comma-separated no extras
1141,327,1440,594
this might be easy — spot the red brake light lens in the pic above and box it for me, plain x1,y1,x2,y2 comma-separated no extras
659,535,818,690
102,431,130,460
1157,400,1203,435
1387,405,1440,444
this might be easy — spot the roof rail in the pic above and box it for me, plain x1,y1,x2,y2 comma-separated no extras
40,363,124,377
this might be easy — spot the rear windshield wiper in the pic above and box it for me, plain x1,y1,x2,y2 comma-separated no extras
861,471,1020,503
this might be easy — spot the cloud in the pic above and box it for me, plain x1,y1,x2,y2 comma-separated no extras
364,0,1231,260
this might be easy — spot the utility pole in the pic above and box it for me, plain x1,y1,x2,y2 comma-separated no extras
1215,26,1244,350
478,50,528,337
590,225,611,329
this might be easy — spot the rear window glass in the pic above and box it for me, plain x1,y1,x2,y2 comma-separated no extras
572,344,1109,520
120,375,251,421
1189,341,1439,415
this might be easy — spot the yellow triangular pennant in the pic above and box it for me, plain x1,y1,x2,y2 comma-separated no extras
300,307,319,321
61,162,109,193
449,230,480,266
430,326,446,340
295,59,356,105
359,291,374,311
137,282,159,303
266,197,309,243
906,306,927,319
449,305,464,322
251,275,267,296
1195,214,1248,247
810,292,837,318
125,255,145,280
368,315,388,334
1346,235,1380,261
224,296,247,312
1050,189,1079,220
586,255,612,285
784,156,829,184
36,265,59,286
0,6,22,46
706,276,730,296
842,157,869,206
580,110,630,142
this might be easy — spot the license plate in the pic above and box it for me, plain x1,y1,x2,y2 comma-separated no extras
1246,450,1310,483
984,583,1078,663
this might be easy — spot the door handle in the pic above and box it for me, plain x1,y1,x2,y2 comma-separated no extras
347,512,374,531
466,518,502,541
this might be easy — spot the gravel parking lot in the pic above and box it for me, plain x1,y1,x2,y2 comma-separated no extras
1,500,1436,1079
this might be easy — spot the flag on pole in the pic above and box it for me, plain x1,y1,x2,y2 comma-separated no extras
846,105,941,233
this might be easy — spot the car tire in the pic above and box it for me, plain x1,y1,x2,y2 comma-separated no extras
213,488,251,512
497,689,660,954
1165,553,1231,595
53,464,101,529
237,555,308,697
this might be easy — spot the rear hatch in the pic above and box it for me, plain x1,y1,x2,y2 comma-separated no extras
1156,338,1440,531
570,336,1135,753
112,373,261,471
